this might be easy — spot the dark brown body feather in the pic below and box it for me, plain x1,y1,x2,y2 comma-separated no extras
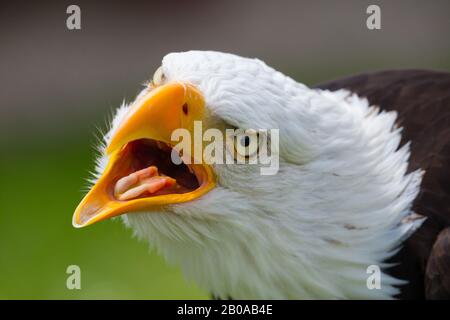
315,70,450,299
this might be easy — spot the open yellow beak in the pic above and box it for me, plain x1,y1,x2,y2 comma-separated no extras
72,82,216,228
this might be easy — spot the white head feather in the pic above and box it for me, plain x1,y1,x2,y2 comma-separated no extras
94,51,424,299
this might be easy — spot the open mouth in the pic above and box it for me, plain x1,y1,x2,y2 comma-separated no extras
110,139,200,201
73,82,215,228
73,137,214,228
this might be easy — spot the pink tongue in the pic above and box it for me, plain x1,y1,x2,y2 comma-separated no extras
114,166,175,201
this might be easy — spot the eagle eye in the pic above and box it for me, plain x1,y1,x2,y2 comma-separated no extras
233,129,260,160
240,135,250,147
152,66,165,86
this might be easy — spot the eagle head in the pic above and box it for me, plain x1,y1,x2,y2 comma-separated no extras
73,51,424,299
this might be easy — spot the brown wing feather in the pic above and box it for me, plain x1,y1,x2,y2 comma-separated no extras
426,227,450,299
315,70,450,299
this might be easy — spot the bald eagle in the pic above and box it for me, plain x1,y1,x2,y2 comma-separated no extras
73,51,450,299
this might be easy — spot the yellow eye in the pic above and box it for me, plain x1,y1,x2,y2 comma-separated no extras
234,129,260,160
152,66,165,86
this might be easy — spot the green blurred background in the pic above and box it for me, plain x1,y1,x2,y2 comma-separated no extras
1,0,449,299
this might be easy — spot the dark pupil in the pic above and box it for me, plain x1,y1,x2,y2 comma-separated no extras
241,136,250,147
